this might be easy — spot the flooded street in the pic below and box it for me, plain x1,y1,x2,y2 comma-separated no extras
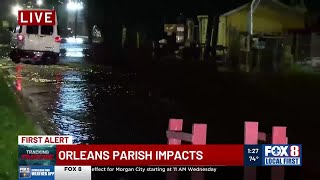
1,43,320,178
0,43,160,144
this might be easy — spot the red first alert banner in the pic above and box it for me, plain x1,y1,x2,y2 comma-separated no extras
56,145,243,166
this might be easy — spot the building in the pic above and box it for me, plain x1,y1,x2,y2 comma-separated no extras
216,0,307,71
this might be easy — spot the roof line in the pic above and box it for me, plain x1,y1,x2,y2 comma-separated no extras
220,3,249,17
220,0,305,17
271,0,306,14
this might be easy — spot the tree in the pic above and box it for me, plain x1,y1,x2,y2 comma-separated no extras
0,0,12,28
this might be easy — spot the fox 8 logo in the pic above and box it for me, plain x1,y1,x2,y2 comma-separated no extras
266,145,300,157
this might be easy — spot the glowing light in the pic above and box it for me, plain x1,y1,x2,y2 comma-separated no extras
12,5,23,16
66,0,83,10
66,37,84,44
37,0,43,6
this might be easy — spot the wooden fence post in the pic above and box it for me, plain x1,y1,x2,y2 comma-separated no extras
244,122,259,180
166,119,207,180
167,119,183,180
244,122,288,180
167,119,183,145
191,123,207,180
271,126,287,180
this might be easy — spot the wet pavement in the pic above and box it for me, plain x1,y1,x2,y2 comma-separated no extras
1,43,320,179
60,42,91,63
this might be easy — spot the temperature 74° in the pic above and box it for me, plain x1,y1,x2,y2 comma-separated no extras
249,156,259,161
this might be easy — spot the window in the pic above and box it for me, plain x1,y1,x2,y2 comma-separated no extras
41,26,53,35
177,26,184,32
26,26,39,34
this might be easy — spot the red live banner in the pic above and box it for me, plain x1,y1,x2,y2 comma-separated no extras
18,10,56,26
56,145,243,166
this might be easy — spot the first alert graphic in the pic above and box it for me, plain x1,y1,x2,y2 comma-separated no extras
21,136,70,144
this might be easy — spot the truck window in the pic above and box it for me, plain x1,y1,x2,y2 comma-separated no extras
14,26,22,33
14,26,19,33
41,26,53,35
26,26,39,34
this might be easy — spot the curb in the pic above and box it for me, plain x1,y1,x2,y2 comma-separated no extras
1,67,55,135
5,77,47,135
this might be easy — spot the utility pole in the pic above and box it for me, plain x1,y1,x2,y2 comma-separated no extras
197,15,209,61
246,0,261,72
75,9,78,39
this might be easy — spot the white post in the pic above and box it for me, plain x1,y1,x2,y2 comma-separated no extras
249,0,261,35
197,15,208,61
247,0,261,72
249,1,255,35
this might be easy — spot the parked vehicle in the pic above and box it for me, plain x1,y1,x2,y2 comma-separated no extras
9,11,61,64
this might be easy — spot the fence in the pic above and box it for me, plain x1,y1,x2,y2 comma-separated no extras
165,119,288,180
166,118,207,180
244,121,288,180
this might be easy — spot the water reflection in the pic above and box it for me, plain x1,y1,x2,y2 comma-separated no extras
15,64,23,91
65,47,84,57
52,71,95,144
48,69,139,144
65,37,84,44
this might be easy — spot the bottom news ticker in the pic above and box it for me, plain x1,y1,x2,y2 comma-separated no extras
18,165,304,180
90,166,243,179
91,166,218,173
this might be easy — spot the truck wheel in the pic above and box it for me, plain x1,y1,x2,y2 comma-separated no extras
13,58,21,64
39,55,48,65
41,54,59,65
51,54,60,65
10,50,20,64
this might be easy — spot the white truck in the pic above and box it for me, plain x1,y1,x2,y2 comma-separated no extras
9,10,61,64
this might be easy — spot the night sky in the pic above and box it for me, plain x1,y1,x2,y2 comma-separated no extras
87,0,248,21
84,0,249,42
1,0,320,44
2,0,320,22
85,0,320,18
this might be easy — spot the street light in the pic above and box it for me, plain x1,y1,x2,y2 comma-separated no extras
37,0,43,6
67,0,83,40
12,5,23,16
66,1,83,11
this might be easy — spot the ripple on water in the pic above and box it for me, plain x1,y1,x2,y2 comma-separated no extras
50,69,138,143
52,71,95,144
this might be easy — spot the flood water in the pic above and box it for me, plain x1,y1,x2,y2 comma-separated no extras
1,43,318,179
48,65,319,179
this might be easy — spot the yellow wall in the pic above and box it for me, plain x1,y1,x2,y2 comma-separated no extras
217,4,305,47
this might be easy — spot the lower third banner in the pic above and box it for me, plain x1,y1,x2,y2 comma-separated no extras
55,145,244,166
